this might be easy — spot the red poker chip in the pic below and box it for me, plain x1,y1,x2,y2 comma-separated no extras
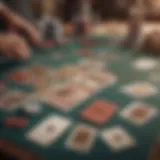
4,117,29,128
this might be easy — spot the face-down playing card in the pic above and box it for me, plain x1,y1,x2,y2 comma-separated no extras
27,115,71,146
65,124,97,153
80,100,116,125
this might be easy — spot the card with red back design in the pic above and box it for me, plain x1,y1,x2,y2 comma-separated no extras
80,100,117,125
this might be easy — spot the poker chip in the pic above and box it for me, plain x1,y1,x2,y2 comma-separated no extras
4,116,29,128
23,101,42,114
133,58,158,70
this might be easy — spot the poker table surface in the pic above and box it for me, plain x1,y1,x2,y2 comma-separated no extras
0,36,160,160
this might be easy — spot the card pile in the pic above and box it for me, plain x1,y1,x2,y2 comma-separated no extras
1,37,160,158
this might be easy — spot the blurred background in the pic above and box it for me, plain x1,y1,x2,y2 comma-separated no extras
30,0,160,22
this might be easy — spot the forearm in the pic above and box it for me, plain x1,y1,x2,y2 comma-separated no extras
0,3,27,30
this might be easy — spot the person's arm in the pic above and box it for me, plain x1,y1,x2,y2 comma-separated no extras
125,1,145,49
0,2,40,45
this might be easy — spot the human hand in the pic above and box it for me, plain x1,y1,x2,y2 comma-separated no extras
0,33,30,60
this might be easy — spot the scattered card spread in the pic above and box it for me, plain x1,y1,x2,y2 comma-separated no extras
81,100,116,125
120,102,158,125
27,115,71,147
133,58,158,71
43,83,89,112
101,126,136,152
65,124,97,153
121,82,157,98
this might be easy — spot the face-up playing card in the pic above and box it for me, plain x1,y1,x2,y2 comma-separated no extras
101,126,136,152
43,83,89,112
81,100,116,125
84,71,117,88
8,68,33,85
133,58,158,71
27,115,71,146
55,65,81,80
121,82,157,98
65,124,97,153
120,102,157,125
0,91,30,110
72,75,99,93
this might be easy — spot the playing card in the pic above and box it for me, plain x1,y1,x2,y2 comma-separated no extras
0,91,30,110
121,82,157,98
43,83,89,112
27,115,71,146
101,126,136,151
81,100,116,125
84,71,117,88
55,65,81,80
133,58,158,70
120,102,158,125
72,75,98,92
65,124,97,153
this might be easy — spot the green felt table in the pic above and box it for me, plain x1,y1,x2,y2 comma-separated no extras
0,36,160,160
